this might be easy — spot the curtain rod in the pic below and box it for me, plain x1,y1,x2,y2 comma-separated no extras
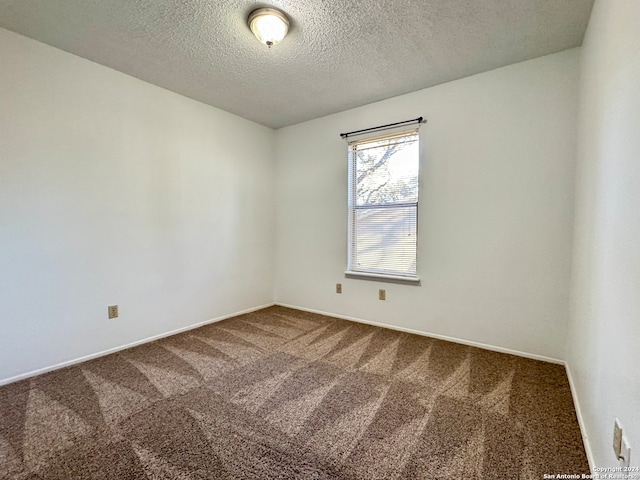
339,116,426,139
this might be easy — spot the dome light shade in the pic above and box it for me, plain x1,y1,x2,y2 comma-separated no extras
248,8,290,47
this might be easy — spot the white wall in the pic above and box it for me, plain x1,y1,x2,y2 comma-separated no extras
274,49,579,361
567,0,640,469
0,28,275,383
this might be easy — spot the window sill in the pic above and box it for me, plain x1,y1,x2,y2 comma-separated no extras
344,270,421,285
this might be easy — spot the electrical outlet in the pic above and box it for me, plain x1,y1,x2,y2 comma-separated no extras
379,289,386,300
108,305,119,319
614,418,623,459
620,435,631,468
336,283,342,294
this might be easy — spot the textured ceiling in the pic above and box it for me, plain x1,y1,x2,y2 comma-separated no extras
0,0,594,128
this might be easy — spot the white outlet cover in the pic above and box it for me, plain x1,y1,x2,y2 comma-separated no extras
620,435,631,468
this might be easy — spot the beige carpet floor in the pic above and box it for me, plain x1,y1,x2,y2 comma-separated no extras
0,306,589,479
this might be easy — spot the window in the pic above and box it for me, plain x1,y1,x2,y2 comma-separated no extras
347,129,419,279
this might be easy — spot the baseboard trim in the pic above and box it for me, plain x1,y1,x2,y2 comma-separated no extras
4,300,592,471
275,302,564,365
0,302,275,387
564,361,595,473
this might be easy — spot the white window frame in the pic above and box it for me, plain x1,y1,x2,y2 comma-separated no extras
345,129,420,282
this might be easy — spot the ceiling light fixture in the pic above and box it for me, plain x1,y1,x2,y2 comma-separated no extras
248,7,290,48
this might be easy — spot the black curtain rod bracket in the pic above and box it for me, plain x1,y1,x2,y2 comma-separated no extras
340,116,426,139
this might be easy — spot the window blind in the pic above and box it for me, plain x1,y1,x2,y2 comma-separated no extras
348,129,419,277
